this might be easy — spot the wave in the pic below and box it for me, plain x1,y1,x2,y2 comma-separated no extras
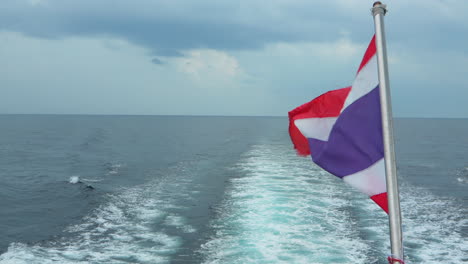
456,166,468,184
1,163,199,264
69,175,80,184
104,162,125,175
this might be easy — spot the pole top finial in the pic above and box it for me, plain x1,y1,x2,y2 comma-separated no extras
372,1,387,16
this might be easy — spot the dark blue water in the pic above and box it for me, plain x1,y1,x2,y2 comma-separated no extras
0,115,466,263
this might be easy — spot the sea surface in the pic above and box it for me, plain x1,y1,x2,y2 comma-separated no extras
0,115,466,264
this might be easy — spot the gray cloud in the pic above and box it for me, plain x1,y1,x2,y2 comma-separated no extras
0,0,467,56
0,0,321,56
151,57,164,65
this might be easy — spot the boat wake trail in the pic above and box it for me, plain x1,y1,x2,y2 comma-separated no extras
398,184,467,263
0,162,199,264
199,144,374,264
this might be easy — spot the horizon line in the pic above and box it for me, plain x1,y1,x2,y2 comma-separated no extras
0,113,467,119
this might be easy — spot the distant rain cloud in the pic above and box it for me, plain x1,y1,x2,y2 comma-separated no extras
151,58,164,65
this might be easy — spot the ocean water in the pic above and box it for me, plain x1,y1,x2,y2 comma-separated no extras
0,115,466,264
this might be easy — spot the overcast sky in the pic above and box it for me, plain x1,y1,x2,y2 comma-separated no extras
1,0,467,117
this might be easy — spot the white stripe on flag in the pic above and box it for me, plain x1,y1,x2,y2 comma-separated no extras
294,117,338,141
342,158,387,196
341,55,379,112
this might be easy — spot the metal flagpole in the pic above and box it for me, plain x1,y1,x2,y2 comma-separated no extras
371,2,404,264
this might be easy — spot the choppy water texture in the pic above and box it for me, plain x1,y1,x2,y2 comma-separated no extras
0,116,466,263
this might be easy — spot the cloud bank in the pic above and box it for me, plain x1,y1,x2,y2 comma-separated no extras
2,0,466,56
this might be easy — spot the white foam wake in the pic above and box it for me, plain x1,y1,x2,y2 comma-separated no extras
342,173,468,264
69,175,80,184
0,162,198,264
200,144,377,264
398,184,467,263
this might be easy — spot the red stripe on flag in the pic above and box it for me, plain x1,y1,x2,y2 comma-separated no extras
288,87,351,156
288,121,311,156
370,192,388,214
288,87,351,119
357,35,376,74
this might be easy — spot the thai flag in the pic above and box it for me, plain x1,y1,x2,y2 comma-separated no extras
288,36,388,213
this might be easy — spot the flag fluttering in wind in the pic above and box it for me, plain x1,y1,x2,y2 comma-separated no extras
288,36,389,213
